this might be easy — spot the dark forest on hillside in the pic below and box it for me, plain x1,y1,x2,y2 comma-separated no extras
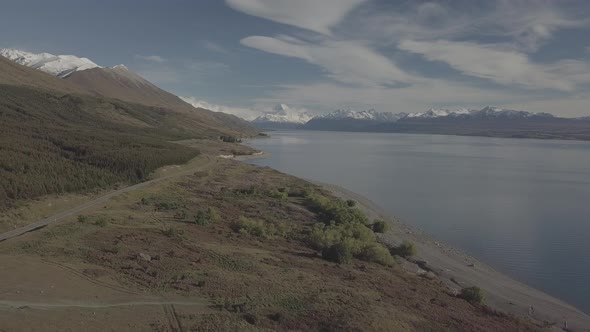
0,84,200,210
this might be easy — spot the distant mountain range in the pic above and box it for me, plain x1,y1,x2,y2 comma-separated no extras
252,106,590,141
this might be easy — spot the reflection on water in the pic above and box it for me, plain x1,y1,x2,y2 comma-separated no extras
246,130,590,313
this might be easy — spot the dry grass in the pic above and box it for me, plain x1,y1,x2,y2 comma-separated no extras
0,146,541,331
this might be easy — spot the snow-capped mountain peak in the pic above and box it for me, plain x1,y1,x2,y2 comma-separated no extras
0,48,100,78
252,104,314,124
406,108,471,118
317,109,406,122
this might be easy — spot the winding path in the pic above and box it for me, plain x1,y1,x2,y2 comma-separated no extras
0,157,214,242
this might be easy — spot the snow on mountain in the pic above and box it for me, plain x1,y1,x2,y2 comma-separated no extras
406,108,470,118
405,106,554,120
470,106,554,119
317,109,407,122
252,104,314,124
0,48,100,78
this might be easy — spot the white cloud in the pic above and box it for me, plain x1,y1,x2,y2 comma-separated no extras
181,96,261,120
354,1,590,52
226,0,367,35
180,96,318,121
255,80,521,113
135,55,167,63
241,35,413,86
221,0,590,118
252,80,590,117
399,39,590,91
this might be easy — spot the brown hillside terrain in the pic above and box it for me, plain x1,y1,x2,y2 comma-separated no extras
65,66,191,110
0,55,257,137
0,143,542,332
65,66,257,136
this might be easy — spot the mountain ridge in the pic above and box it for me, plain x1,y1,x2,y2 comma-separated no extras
1,47,258,137
0,48,100,78
251,105,590,140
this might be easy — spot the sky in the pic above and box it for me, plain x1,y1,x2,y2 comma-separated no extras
1,0,590,119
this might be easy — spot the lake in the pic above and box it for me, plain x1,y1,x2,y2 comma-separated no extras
245,130,590,314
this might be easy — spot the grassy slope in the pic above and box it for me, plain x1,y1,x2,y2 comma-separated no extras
0,84,204,209
0,56,258,210
64,66,258,137
0,149,540,331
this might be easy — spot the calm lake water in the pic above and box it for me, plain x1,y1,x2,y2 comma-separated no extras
245,130,590,313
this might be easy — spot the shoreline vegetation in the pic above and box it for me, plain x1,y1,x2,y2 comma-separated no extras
241,143,590,331
321,181,590,331
0,139,588,330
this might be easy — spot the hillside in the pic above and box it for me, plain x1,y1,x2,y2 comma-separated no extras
0,55,258,210
0,144,542,331
65,65,257,136
65,65,193,109
1,49,258,137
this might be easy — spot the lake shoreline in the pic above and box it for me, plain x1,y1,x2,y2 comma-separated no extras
238,147,590,331
321,182,590,331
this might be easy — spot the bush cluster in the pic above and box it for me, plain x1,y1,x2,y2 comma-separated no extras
304,191,394,266
391,241,417,257
372,219,389,233
233,216,290,239
304,192,369,226
220,135,242,143
459,286,485,304
194,207,221,226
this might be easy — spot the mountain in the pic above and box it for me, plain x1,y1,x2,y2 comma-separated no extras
1,48,257,137
406,108,471,118
252,104,314,129
0,48,99,78
300,107,590,140
64,64,193,110
317,109,407,122
0,48,262,209
0,54,87,94
305,109,406,131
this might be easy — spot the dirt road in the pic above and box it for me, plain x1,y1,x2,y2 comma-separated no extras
0,157,215,242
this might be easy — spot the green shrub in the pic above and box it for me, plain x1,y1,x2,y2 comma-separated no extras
304,192,369,226
266,189,288,200
77,215,88,223
359,243,394,266
208,207,221,223
194,210,209,226
93,216,108,227
233,216,288,239
162,227,184,238
372,219,390,233
303,189,398,265
392,241,417,257
235,186,259,196
322,242,353,264
309,222,375,253
194,207,221,226
459,286,485,304
236,217,266,237
220,135,242,143
346,199,356,207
